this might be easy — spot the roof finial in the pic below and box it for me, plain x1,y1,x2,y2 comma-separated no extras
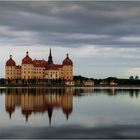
10,55,12,59
26,51,29,56
66,53,69,58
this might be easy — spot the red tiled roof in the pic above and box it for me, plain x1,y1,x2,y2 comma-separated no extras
63,54,73,66
46,64,58,70
86,80,94,82
63,58,73,65
16,65,21,69
56,64,63,68
6,58,16,66
22,52,33,64
33,59,47,67
22,55,32,64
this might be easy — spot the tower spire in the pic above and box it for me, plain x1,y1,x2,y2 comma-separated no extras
48,48,53,64
49,48,52,57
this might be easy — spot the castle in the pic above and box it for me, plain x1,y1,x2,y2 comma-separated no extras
5,49,73,80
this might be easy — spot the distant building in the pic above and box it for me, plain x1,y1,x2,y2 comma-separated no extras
100,80,108,85
75,80,81,85
5,49,73,81
65,80,75,86
84,79,94,86
110,80,118,86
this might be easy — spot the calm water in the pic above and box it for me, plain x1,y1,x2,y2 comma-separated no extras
0,87,140,138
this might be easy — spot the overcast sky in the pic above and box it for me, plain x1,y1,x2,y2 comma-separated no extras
1,1,140,78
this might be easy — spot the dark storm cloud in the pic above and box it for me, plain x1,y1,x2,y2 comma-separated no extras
0,1,140,47
1,1,140,78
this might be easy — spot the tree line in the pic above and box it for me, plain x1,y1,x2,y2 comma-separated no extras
73,75,140,86
0,75,140,86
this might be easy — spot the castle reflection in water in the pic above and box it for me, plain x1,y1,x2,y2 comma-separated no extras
5,88,75,124
4,87,140,124
4,87,96,124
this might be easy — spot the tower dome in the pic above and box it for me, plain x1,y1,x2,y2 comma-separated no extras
6,55,16,66
63,54,73,66
22,51,33,64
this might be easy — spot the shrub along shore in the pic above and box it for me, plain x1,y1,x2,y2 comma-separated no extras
1,75,140,87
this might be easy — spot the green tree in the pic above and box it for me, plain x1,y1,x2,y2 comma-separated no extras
135,75,139,80
129,76,134,80
16,79,18,84
58,78,62,84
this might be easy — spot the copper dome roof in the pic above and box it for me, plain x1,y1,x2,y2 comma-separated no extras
6,55,16,66
63,54,73,66
22,51,33,64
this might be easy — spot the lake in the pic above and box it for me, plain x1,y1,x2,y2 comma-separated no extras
0,87,140,138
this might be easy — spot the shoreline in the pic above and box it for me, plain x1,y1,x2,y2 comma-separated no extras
1,84,140,88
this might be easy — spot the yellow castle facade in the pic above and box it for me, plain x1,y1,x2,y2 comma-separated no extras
5,49,73,80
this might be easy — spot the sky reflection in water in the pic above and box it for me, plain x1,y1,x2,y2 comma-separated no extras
0,87,140,138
